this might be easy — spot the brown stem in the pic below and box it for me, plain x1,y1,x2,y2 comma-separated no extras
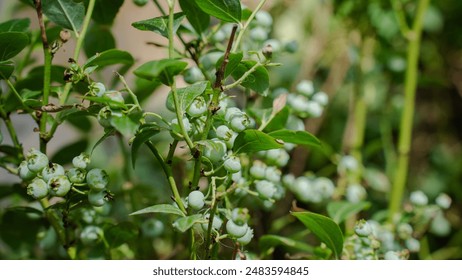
214,25,238,91
34,0,49,49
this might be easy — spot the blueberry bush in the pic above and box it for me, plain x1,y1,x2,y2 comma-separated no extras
0,0,461,260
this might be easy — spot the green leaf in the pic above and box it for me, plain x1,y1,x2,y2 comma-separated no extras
195,0,241,23
132,13,185,38
292,211,344,259
231,60,269,93
92,0,124,25
0,32,29,61
50,138,89,165
67,115,93,132
259,235,314,253
42,0,85,32
216,52,243,78
166,81,209,112
105,222,139,247
84,49,134,69
134,59,188,86
83,24,116,58
0,207,44,251
263,106,290,132
233,129,283,154
131,125,161,167
91,128,116,154
130,204,185,217
327,201,371,224
179,0,210,35
268,129,321,148
110,111,141,137
172,214,204,232
0,61,14,79
0,18,30,33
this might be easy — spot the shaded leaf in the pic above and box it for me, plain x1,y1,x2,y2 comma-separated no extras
0,61,14,79
166,81,209,112
327,201,371,224
42,0,85,32
172,214,204,232
0,18,30,33
110,111,141,137
92,0,124,25
268,129,321,148
231,60,269,93
132,13,185,38
105,222,139,247
131,125,161,167
292,211,344,259
84,24,116,58
263,106,290,133
195,0,241,23
130,204,185,217
259,234,314,253
91,128,116,154
233,129,283,154
0,32,29,61
84,49,134,69
134,59,187,86
50,138,89,165
179,0,210,35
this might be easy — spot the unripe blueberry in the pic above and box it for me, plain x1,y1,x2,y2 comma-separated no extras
41,163,65,182
226,220,249,238
27,178,49,199
397,223,413,240
410,190,428,206
286,115,305,131
48,175,72,197
89,82,106,97
188,190,205,210
187,96,207,117
231,208,250,225
19,160,36,181
284,40,298,53
354,220,372,237
26,149,49,173
183,67,205,84
405,238,420,253
313,177,335,199
201,213,223,232
97,106,113,128
170,117,192,139
72,153,90,169
435,193,452,209
346,184,367,203
249,26,268,41
296,80,314,96
224,156,241,173
255,10,273,28
384,251,400,260
288,94,309,113
305,101,323,117
249,160,266,179
237,227,254,245
200,52,223,70
80,225,103,246
212,29,226,42
216,125,234,141
105,91,124,108
225,131,238,149
312,91,329,106
255,180,277,199
265,166,281,183
66,168,86,184
266,149,289,167
141,218,164,238
224,107,242,122
88,190,106,207
86,168,109,191
203,139,227,163
133,0,149,7
282,174,296,190
338,155,359,175
430,211,451,236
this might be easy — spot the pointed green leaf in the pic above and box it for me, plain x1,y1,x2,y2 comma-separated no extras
231,60,269,93
216,52,243,78
327,201,371,224
263,107,290,132
91,128,116,154
259,235,314,253
83,24,116,58
132,13,185,38
84,49,134,69
130,204,185,217
179,0,210,35
292,211,344,259
172,214,204,232
268,129,321,148
0,32,29,61
195,0,241,23
0,61,14,79
0,18,30,33
92,0,124,25
110,111,141,137
131,125,161,167
42,0,85,32
134,59,188,86
166,81,209,112
233,129,283,154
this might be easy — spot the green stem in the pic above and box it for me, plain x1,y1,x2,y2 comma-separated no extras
388,0,430,223
0,111,23,158
59,0,96,104
145,141,187,214
390,0,411,37
117,73,141,109
222,62,262,91
5,79,34,114
232,0,268,52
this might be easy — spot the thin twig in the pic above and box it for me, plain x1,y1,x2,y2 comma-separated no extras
214,25,238,91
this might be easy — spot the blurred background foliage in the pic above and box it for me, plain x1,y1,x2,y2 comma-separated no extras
0,0,461,259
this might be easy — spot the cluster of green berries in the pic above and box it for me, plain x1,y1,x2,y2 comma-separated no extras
87,82,127,130
19,149,110,207
226,208,254,245
286,80,329,118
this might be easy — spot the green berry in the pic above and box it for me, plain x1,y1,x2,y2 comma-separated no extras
203,139,227,163
188,190,205,210
41,163,65,182
18,160,36,181
236,227,254,245
354,220,372,237
249,26,268,41
170,117,192,140
305,101,323,117
66,168,86,184
255,180,276,199
410,190,428,206
89,82,106,97
405,238,420,253
97,106,113,128
338,155,359,175
80,225,103,246
183,67,205,84
313,91,329,106
314,177,335,200
226,220,249,238
296,80,314,96
141,218,164,238
249,160,266,179
230,113,250,132
86,168,109,191
397,223,413,240
201,213,223,232
105,91,125,108
435,193,451,209
255,10,273,28
231,208,249,225
26,149,49,173
187,96,207,117
264,166,281,183
224,156,241,173
72,153,90,169
133,0,148,7
384,251,400,260
48,175,71,197
88,190,106,207
27,178,49,199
